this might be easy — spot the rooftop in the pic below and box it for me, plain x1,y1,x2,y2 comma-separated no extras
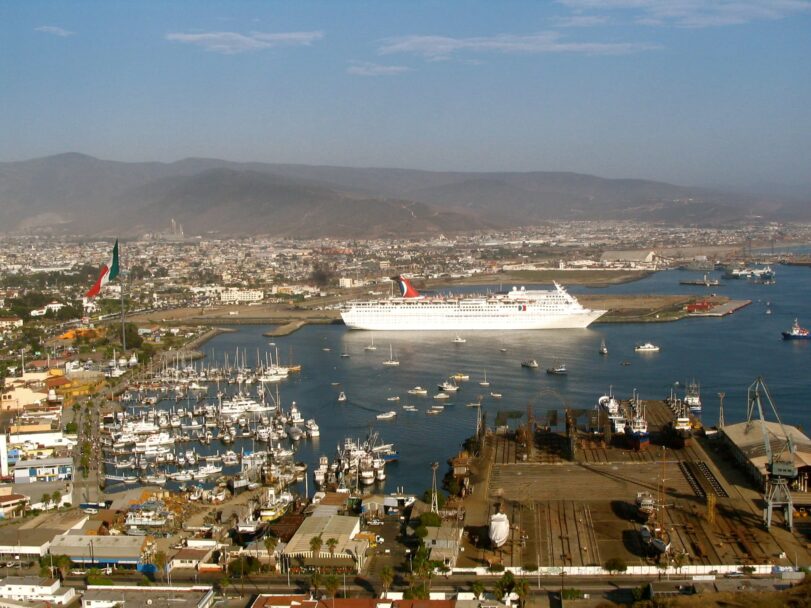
83,585,214,608
723,421,811,472
13,457,73,469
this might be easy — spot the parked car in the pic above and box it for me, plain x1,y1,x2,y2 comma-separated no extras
368,519,383,526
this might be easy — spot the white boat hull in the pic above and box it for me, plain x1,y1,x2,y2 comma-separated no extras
342,308,604,330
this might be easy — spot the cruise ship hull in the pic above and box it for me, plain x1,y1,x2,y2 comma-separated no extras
341,308,605,330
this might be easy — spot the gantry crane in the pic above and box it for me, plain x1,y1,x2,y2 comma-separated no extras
746,377,798,530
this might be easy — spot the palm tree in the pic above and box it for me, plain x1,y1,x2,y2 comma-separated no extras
471,580,485,599
218,574,231,597
513,578,530,608
41,494,51,509
323,574,340,606
153,550,167,582
51,491,62,509
325,537,338,559
380,565,394,596
310,534,323,557
310,572,324,600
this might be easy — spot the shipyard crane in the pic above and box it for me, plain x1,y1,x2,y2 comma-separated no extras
745,377,798,530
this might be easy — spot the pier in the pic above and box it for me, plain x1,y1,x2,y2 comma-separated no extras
689,299,752,317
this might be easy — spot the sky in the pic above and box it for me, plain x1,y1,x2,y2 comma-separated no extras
2,0,810,189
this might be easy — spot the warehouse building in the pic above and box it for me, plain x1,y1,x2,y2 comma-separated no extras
720,421,811,490
49,534,147,566
82,584,214,608
282,514,368,572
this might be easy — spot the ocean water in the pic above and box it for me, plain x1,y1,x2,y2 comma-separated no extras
190,265,810,496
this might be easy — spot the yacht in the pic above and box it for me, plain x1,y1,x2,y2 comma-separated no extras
305,419,320,437
433,392,450,400
376,411,397,420
382,344,400,367
635,342,660,352
408,386,428,396
490,391,503,399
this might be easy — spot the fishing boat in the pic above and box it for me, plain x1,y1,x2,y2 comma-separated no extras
684,380,702,413
599,339,608,355
408,386,428,396
634,342,660,352
438,380,460,392
382,345,400,367
521,359,539,369
546,362,567,376
376,411,397,420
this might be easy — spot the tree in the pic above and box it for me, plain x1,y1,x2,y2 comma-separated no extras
310,572,323,599
323,574,340,603
51,491,62,508
419,512,441,527
53,555,73,579
325,537,338,558
41,494,51,509
471,580,485,599
263,536,278,570
380,566,394,595
218,575,231,596
310,534,323,556
603,557,628,575
153,550,167,582
514,578,530,608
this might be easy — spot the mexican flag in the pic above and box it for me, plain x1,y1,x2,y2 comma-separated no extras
86,239,120,298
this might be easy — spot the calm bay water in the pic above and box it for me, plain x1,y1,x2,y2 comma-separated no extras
177,266,811,496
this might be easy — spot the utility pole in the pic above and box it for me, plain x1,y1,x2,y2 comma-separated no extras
718,392,725,429
430,462,439,514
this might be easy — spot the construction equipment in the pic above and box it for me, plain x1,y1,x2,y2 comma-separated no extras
746,377,798,530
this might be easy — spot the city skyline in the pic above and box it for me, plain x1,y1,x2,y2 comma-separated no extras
2,1,810,190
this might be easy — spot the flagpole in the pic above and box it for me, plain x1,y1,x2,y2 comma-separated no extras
120,240,126,352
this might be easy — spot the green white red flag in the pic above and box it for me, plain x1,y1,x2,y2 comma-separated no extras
86,239,120,298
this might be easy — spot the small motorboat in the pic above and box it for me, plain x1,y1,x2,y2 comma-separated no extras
387,395,400,401
408,386,428,396
376,411,397,420
453,336,466,344
433,392,450,400
599,339,608,356
337,391,347,403
521,359,539,369
490,392,503,399
546,362,567,376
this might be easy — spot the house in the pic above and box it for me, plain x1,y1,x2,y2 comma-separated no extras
424,523,464,568
170,547,214,571
0,487,29,519
0,317,23,330
0,576,76,605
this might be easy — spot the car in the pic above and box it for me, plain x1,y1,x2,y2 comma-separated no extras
375,535,385,544
83,508,99,514
368,519,383,526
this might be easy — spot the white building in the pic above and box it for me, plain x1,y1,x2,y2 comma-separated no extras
0,576,76,605
220,288,263,303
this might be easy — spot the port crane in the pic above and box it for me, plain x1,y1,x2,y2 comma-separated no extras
745,377,798,530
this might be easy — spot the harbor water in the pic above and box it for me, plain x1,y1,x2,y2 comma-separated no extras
115,265,811,497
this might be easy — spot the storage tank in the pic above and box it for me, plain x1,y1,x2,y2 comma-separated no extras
488,511,510,548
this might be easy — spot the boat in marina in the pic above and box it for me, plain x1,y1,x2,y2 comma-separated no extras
386,396,400,401
305,419,320,437
433,392,450,400
521,359,539,369
490,391,502,399
408,386,428,396
451,372,470,382
782,318,811,340
382,345,400,367
376,411,397,420
341,276,606,330
479,371,490,387
634,342,660,352
438,380,460,392
364,337,377,351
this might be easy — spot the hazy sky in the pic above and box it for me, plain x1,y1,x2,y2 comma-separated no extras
2,1,810,187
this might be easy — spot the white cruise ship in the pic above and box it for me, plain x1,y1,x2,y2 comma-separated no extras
341,276,605,331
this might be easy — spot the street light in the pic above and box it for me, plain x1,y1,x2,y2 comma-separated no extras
405,548,412,573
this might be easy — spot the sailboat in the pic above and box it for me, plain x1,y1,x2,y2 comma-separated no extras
479,370,490,387
364,336,377,351
599,339,608,355
382,345,400,367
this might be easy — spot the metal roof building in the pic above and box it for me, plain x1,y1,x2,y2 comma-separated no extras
720,420,811,488
282,515,368,572
49,534,147,566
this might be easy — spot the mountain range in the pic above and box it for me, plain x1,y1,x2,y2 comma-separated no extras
0,153,805,237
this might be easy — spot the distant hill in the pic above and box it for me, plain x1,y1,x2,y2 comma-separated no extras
0,153,804,236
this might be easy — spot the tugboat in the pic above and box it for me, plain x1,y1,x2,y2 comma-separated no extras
683,380,702,413
782,318,811,340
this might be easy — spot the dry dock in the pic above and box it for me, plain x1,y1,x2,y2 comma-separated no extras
459,400,811,572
